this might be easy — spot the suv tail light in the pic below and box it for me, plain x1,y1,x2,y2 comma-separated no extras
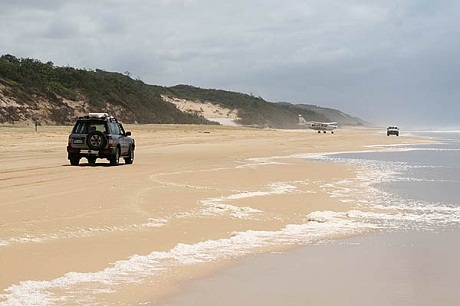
108,137,114,148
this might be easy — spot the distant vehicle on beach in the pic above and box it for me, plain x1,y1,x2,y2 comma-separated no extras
297,114,338,134
387,126,400,136
67,113,135,166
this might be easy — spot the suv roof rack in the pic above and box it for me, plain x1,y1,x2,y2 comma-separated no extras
88,112,109,118
77,113,117,122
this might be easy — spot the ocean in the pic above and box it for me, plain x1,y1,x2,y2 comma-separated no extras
307,130,460,304
168,130,460,306
320,130,460,232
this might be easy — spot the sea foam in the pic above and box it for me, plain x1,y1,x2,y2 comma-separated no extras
0,211,373,305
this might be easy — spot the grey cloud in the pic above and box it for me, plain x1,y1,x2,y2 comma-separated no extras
0,0,64,15
45,19,80,39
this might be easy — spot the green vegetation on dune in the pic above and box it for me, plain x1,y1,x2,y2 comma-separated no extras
0,54,366,127
0,55,209,124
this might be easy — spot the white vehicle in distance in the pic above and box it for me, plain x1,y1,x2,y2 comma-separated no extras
387,126,400,136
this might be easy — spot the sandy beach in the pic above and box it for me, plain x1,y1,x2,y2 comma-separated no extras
0,124,427,304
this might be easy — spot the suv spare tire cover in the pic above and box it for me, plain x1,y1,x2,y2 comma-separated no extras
87,131,107,150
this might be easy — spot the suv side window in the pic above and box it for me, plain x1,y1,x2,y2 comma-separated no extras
73,121,87,134
118,124,126,135
109,122,122,135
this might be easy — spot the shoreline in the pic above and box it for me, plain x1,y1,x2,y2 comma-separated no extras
0,125,430,304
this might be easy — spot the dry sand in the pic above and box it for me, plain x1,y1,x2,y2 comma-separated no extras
0,124,427,304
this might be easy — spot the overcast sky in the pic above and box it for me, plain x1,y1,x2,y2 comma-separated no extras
1,0,459,127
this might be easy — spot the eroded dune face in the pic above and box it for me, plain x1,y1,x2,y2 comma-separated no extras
162,95,241,125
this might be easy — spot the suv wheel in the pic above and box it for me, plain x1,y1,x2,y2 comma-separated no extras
110,148,120,166
70,156,80,166
87,131,107,150
124,146,134,164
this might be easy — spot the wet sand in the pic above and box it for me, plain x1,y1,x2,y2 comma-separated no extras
166,229,460,306
0,124,427,304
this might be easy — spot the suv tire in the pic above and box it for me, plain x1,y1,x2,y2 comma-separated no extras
110,148,120,166
87,131,107,150
70,156,80,166
124,146,134,164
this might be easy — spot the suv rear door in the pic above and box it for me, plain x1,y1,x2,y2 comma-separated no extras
71,120,107,149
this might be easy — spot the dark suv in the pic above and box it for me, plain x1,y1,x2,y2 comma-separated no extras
67,113,135,166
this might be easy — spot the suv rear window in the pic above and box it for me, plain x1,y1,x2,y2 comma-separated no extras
73,121,107,134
